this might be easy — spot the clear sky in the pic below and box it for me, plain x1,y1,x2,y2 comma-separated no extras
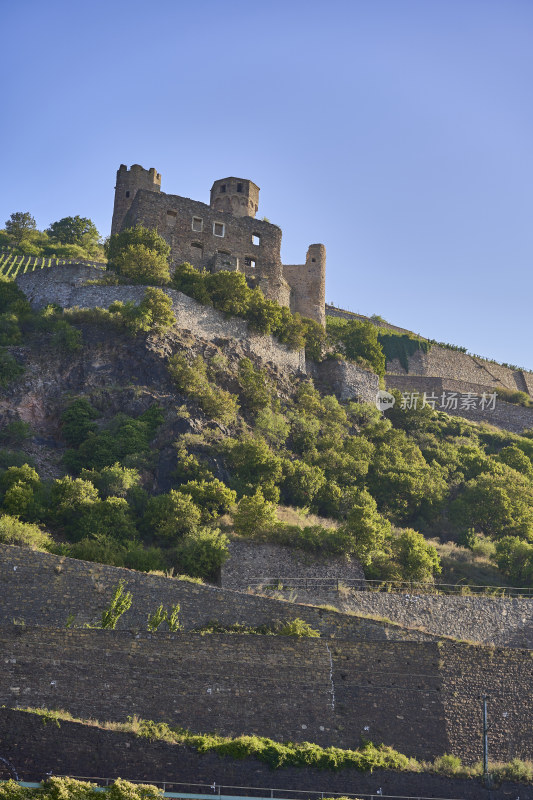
2,0,532,369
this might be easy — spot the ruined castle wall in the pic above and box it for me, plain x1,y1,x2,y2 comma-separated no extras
123,190,287,302
2,627,533,762
220,540,365,591
15,277,306,375
1,709,525,799
283,244,326,326
0,545,429,643
385,374,533,434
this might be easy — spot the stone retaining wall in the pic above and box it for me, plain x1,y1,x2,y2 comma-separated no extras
1,709,526,799
221,540,365,592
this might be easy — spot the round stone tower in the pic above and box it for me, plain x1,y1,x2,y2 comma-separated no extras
111,164,161,236
210,177,259,218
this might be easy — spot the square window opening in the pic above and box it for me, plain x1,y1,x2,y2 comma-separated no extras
220,184,226,193
237,183,243,193
244,257,256,269
213,222,225,237
125,191,130,198
192,216,203,232
252,234,261,246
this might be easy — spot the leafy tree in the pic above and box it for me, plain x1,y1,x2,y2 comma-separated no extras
168,354,239,424
204,270,252,316
50,476,99,534
245,289,282,334
327,318,386,376
171,262,211,304
254,407,290,445
61,398,99,447
224,435,283,501
302,317,327,361
233,488,278,536
388,528,441,582
493,536,533,584
106,224,171,264
340,488,391,566
75,496,138,544
281,459,326,507
143,490,201,541
5,212,36,243
80,463,140,498
125,288,175,333
450,468,533,541
238,357,272,412
173,526,229,580
46,216,100,249
496,446,533,479
113,244,171,286
176,479,236,521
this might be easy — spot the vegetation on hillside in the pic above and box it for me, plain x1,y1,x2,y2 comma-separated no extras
1,212,104,261
1,260,533,588
7,709,533,783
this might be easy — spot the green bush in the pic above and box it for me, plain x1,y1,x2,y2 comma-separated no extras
223,435,283,501
0,347,24,387
143,490,202,541
111,244,171,286
60,398,99,447
168,354,239,424
238,357,272,411
0,514,52,550
172,526,229,581
176,478,236,521
171,261,211,304
233,488,278,536
106,224,170,265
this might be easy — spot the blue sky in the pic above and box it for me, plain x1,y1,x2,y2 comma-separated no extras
2,0,532,369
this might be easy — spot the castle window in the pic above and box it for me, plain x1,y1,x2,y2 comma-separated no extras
166,210,178,227
252,234,261,246
192,216,203,232
190,242,203,259
244,257,256,269
311,258,316,262
220,184,226,193
237,183,243,193
213,222,225,237
125,191,130,198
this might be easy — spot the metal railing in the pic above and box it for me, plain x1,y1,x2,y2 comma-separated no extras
244,576,533,598
42,777,469,800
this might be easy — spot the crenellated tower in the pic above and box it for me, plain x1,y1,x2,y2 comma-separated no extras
111,163,161,236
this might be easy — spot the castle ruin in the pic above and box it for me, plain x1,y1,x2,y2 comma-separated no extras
111,164,326,326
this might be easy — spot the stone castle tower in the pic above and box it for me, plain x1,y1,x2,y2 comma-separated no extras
111,164,326,326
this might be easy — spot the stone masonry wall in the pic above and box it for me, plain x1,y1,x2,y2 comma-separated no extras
124,190,288,304
0,545,431,643
385,374,533,434
2,627,533,763
15,272,306,375
386,344,531,394
220,540,365,591
294,588,533,649
2,709,528,799
314,358,380,404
